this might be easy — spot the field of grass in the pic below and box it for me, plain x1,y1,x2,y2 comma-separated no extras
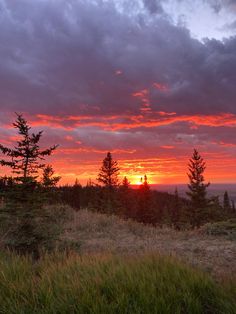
202,219,236,240
64,209,236,277
0,252,235,314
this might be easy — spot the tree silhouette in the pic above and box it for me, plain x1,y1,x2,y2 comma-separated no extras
121,176,130,190
41,165,61,188
171,187,181,229
137,175,153,223
0,114,57,183
0,114,60,258
97,152,120,189
186,149,210,227
223,191,231,213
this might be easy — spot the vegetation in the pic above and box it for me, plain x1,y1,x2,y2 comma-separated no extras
97,151,120,188
0,114,67,258
203,219,236,240
186,149,210,228
0,114,235,312
0,252,235,314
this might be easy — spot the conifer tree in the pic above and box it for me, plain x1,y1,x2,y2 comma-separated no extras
223,191,231,213
171,187,181,229
97,152,120,189
41,165,61,188
121,176,130,190
137,175,153,223
232,200,236,213
118,176,133,217
0,114,57,183
186,149,210,227
0,114,60,258
96,152,120,213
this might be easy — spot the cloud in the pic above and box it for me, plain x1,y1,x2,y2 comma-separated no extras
0,0,236,183
143,0,164,14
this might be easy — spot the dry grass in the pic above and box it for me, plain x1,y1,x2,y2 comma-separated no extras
63,209,236,278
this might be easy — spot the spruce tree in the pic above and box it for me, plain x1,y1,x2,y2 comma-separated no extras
186,149,210,227
0,114,57,183
0,114,60,258
41,165,61,188
96,152,120,212
223,191,231,213
121,176,130,190
118,176,132,217
137,175,153,223
171,187,181,229
232,200,236,213
97,152,120,189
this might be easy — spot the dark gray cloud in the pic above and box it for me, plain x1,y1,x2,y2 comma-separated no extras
143,0,164,14
208,0,236,13
0,0,236,115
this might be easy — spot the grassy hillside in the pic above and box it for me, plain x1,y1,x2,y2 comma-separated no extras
0,207,236,313
64,209,236,277
0,252,235,314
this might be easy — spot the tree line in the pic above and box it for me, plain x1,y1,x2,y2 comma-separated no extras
0,114,235,258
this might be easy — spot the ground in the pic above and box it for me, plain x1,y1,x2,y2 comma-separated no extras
64,209,236,279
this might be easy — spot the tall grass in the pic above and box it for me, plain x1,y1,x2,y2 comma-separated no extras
0,252,235,313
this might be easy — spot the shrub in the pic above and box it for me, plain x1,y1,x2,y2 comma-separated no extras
203,219,236,240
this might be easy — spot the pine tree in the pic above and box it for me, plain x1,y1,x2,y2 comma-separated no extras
232,200,236,213
96,152,120,213
0,114,60,258
121,176,130,190
41,165,61,188
0,114,57,183
97,152,120,189
186,149,210,228
118,176,133,217
223,191,231,212
171,187,181,229
137,175,153,223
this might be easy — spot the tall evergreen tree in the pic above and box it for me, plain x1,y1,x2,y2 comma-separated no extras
96,152,120,213
171,187,181,229
137,175,153,223
118,176,133,217
0,114,57,183
232,200,236,213
97,152,120,189
41,165,61,188
121,176,130,190
0,114,61,258
186,149,210,227
223,191,231,213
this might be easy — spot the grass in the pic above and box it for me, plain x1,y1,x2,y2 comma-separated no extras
0,206,236,313
63,209,236,277
202,219,236,240
0,252,235,314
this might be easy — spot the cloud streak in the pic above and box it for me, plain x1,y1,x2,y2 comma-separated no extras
0,0,236,184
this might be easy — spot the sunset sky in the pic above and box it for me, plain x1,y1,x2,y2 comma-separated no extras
0,0,236,185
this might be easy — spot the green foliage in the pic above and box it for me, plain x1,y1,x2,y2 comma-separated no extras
203,219,236,240
97,152,120,188
0,114,62,258
0,188,72,257
0,253,235,313
187,149,210,228
0,114,57,181
41,165,61,188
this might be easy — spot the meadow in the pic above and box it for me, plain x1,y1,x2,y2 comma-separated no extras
1,207,235,313
0,252,236,314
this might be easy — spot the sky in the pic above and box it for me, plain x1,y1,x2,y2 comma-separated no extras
0,0,236,185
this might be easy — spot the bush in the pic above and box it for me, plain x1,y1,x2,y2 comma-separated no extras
203,219,236,240
0,253,235,313
0,201,73,258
